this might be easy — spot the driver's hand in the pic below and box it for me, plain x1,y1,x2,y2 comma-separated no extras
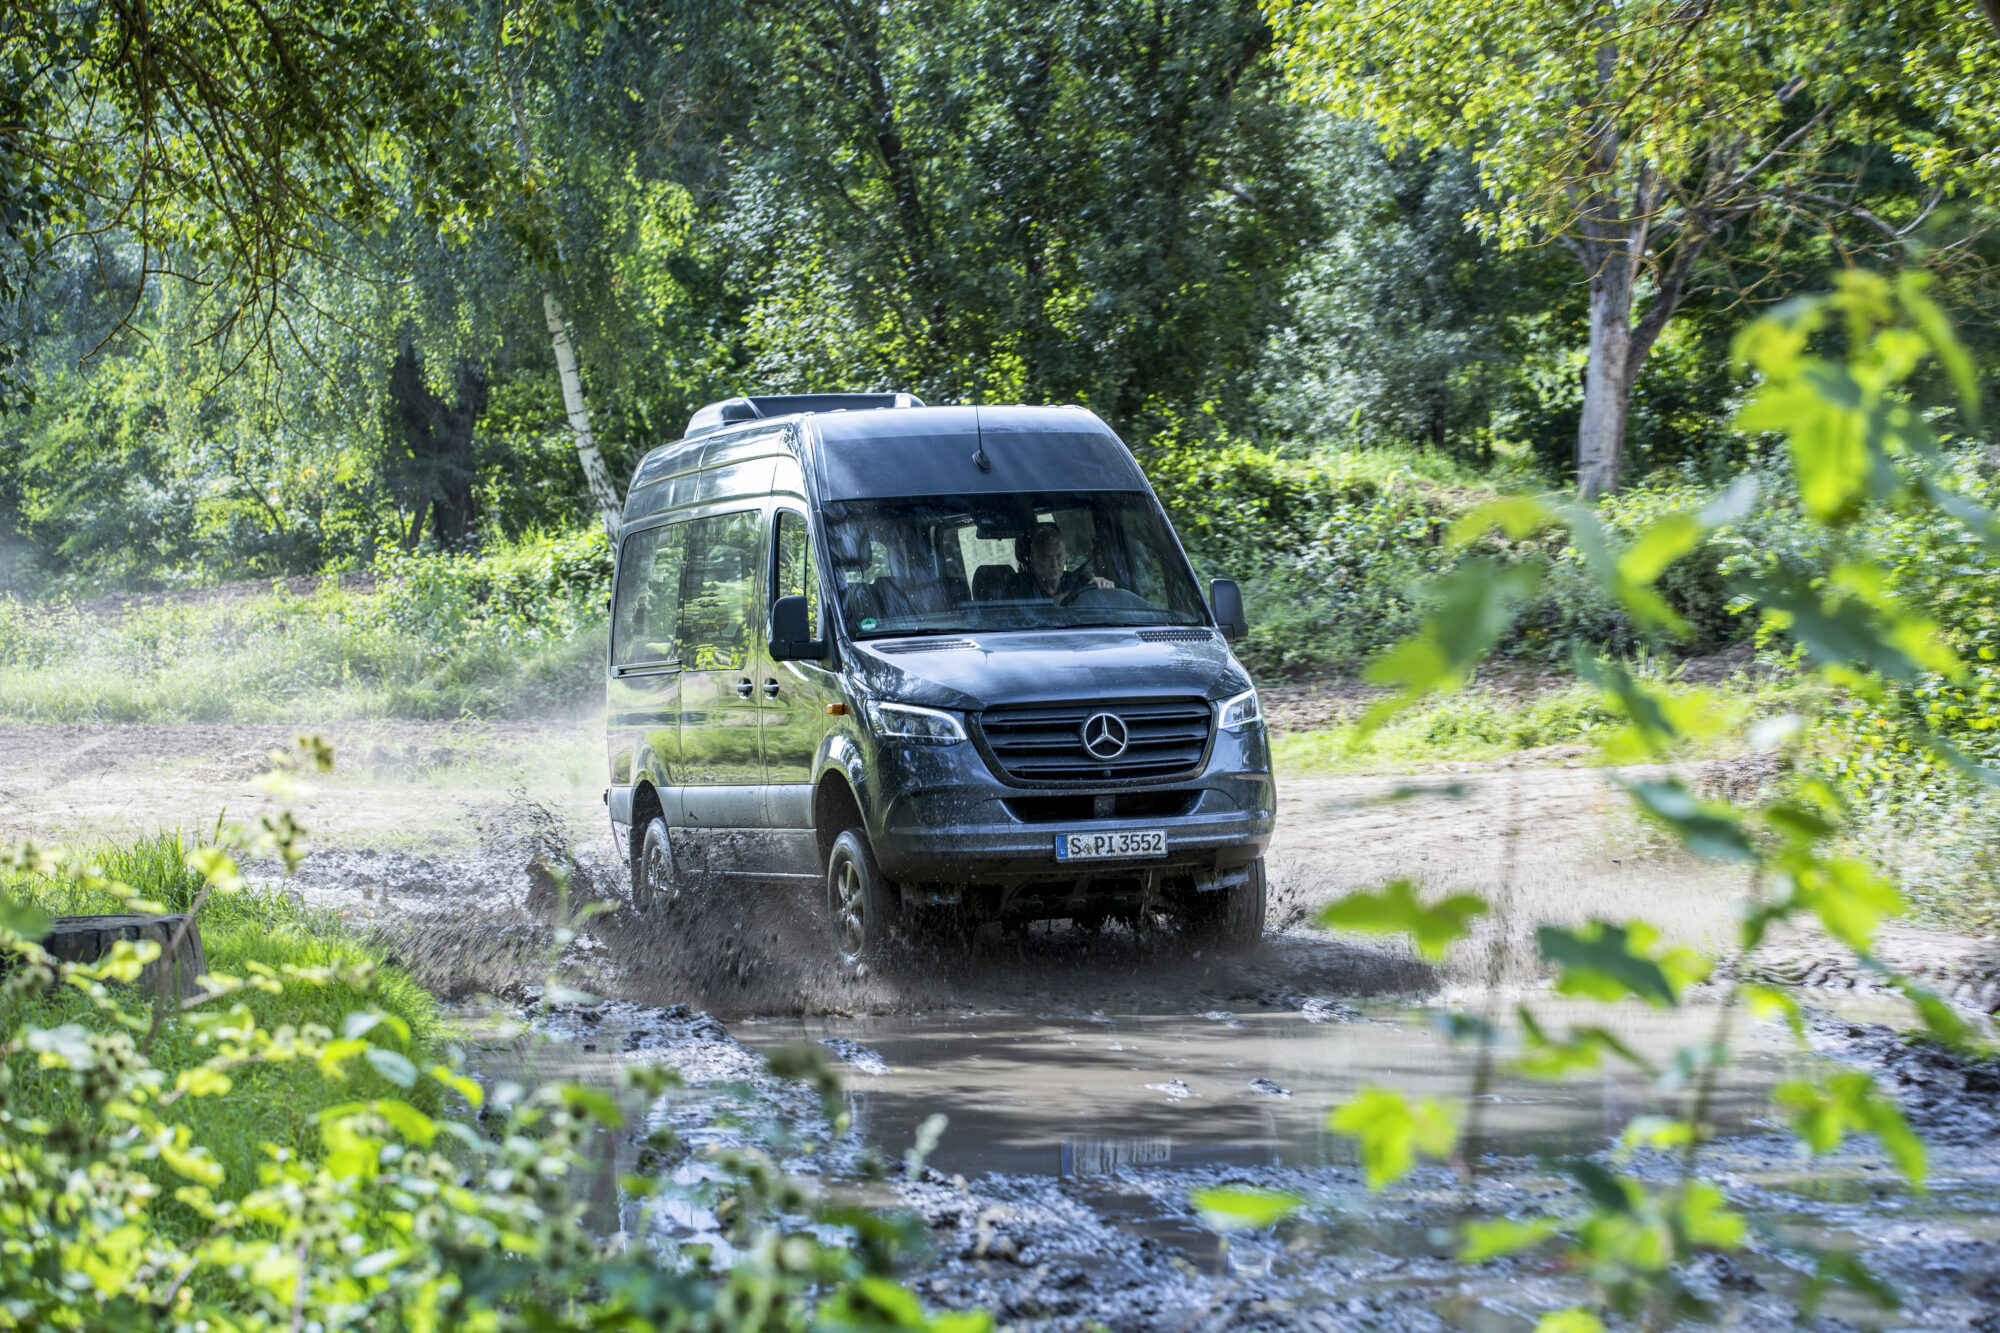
1087,576,1113,589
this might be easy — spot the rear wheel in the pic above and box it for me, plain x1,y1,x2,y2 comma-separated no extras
827,829,899,970
633,816,680,913
1182,858,1267,950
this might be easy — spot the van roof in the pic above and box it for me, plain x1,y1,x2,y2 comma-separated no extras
810,405,1145,500
627,402,1149,509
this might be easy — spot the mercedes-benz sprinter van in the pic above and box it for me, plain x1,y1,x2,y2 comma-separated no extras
604,393,1274,966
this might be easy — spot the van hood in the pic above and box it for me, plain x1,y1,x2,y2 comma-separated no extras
843,629,1250,713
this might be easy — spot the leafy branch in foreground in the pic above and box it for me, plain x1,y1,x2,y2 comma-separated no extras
0,745,979,1331
1285,270,1995,1328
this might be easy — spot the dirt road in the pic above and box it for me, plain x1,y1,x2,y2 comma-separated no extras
9,717,2000,1328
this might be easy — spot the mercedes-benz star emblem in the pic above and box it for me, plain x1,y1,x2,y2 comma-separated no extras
1080,712,1129,760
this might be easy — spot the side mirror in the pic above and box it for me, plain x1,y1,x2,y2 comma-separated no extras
769,594,828,662
1209,578,1248,642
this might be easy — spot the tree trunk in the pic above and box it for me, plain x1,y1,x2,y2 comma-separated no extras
543,289,624,542
507,72,622,543
1576,259,1635,498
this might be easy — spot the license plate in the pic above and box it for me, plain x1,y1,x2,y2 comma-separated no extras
1055,829,1167,861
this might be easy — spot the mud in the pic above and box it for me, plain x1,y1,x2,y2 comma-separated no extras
509,995,2000,1331
11,717,2000,1326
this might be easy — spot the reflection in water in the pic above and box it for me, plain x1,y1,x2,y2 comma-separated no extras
738,1000,1848,1179
1063,1135,1173,1177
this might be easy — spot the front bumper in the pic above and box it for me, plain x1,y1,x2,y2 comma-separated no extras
863,722,1275,885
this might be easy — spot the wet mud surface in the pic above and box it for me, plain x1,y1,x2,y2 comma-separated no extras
484,995,2000,1331
10,718,2000,1325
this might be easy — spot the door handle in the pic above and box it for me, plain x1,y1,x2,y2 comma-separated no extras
736,679,754,698
762,678,780,698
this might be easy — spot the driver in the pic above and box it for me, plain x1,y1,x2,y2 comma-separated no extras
1021,522,1114,604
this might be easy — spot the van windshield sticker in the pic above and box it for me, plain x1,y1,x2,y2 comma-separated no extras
860,617,878,631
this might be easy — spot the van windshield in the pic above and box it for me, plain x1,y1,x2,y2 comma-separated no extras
820,491,1210,639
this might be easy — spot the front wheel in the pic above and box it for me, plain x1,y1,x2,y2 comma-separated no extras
1182,858,1267,950
827,829,899,970
633,816,681,913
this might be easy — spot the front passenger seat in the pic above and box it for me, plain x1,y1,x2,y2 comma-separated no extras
973,564,1021,602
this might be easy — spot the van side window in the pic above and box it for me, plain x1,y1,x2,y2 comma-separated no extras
612,521,687,667
679,510,760,671
772,510,821,640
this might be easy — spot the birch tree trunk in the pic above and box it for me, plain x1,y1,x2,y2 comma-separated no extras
543,289,625,540
508,74,622,542
1576,255,1635,499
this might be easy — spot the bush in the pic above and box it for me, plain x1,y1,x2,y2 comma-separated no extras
0,527,612,722
0,822,978,1330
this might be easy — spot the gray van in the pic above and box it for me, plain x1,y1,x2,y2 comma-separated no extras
604,394,1274,966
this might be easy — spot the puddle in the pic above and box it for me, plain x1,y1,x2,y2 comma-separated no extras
466,995,2000,1328
733,1001,1841,1178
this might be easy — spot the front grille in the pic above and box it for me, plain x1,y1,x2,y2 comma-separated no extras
978,698,1213,782
1003,790,1201,823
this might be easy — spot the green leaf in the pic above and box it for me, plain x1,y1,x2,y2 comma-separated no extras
1738,574,1948,684
1563,1158,1637,1213
1773,1071,1927,1189
174,1067,232,1098
1620,778,1755,862
1458,1217,1556,1262
1447,495,1555,547
1678,1181,1746,1249
1328,1088,1459,1190
1537,923,1680,1007
1787,855,1903,953
1801,1249,1900,1317
559,1082,625,1127
0,897,51,940
1358,559,1541,738
1897,983,1985,1056
363,1047,418,1089
1534,1308,1605,1333
1190,1186,1304,1231
1317,880,1486,960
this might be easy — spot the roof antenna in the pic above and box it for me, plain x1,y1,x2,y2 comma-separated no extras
972,405,992,472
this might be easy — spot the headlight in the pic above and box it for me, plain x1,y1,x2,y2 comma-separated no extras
1218,687,1262,731
862,699,967,744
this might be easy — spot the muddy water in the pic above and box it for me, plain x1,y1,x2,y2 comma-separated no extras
734,1002,1824,1179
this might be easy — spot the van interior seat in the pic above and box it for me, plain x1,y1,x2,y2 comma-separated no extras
973,564,1019,602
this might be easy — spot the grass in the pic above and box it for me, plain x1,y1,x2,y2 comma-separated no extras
0,529,610,723
1,830,446,1240
1271,678,1781,774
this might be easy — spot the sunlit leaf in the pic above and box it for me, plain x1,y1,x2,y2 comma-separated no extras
1317,880,1486,960
1458,1216,1556,1262
1534,1308,1605,1333
1620,778,1755,862
1328,1088,1460,1190
1537,923,1680,1007
1190,1185,1304,1231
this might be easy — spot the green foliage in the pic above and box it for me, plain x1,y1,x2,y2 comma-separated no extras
1289,274,1986,1327
1325,1088,1460,1190
1316,880,1485,960
1189,1185,1306,1231
0,528,610,722
0,815,980,1331
1772,1071,1927,1187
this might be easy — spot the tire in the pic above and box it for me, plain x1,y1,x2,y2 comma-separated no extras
826,829,899,969
1183,858,1267,950
633,816,681,913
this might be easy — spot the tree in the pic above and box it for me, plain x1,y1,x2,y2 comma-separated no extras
1266,0,2000,495
0,0,514,412
711,0,1316,435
